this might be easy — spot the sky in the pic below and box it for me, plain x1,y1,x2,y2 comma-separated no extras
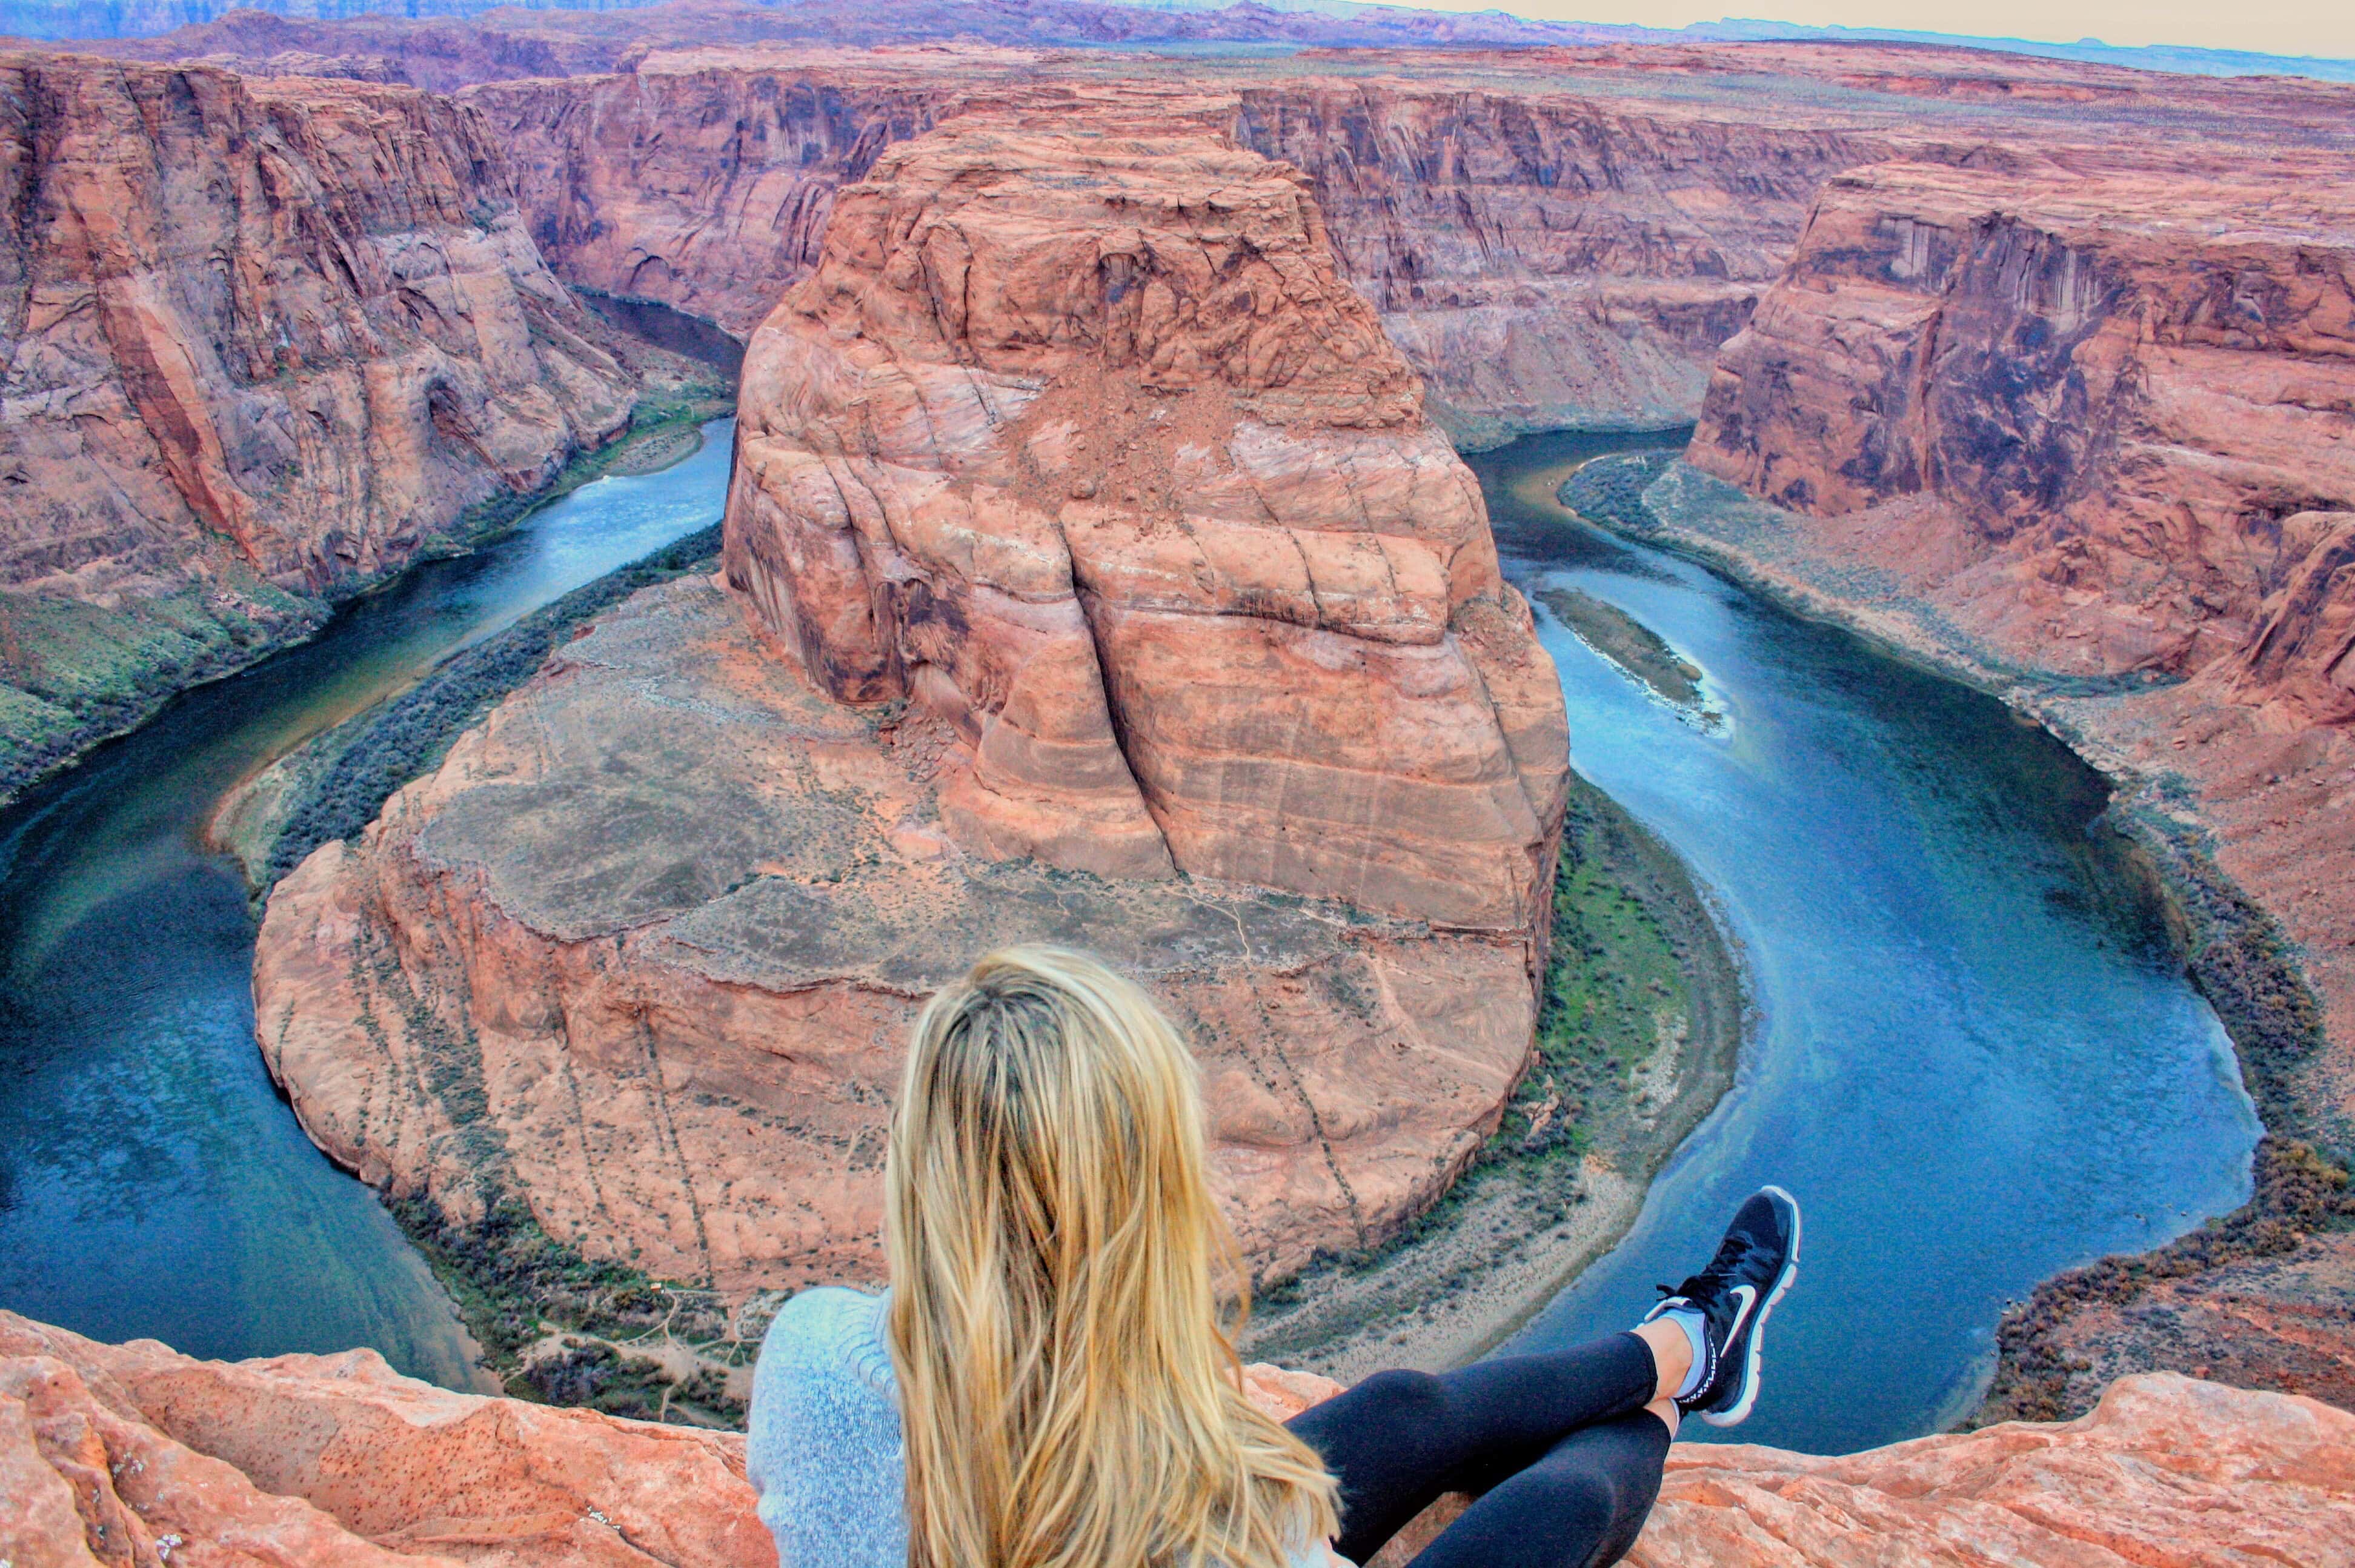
1405,1,2355,59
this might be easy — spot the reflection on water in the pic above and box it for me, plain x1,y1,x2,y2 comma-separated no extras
0,422,735,1384
1476,431,2260,1453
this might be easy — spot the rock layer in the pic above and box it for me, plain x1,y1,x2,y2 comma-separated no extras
722,122,1567,925
8,1308,2353,1568
0,54,637,602
1690,158,2355,683
1229,81,1882,447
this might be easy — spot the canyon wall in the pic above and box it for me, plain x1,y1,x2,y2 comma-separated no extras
457,60,960,339
8,1306,2352,1568
253,124,1570,1320
1644,146,2355,1419
0,53,673,797
457,51,1899,448
1229,82,1886,445
1689,157,2355,683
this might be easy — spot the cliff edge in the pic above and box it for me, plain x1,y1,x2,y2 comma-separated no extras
7,1308,2350,1568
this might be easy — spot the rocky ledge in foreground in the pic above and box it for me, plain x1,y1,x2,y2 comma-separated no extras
255,122,1570,1384
7,1308,2350,1568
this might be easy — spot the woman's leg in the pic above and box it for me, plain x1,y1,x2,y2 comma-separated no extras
1286,1329,1666,1563
1404,1409,1674,1568
1293,1185,1802,1567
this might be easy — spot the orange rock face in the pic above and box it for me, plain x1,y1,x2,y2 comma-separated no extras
723,121,1566,923
0,1308,770,1568
1690,157,2355,683
8,1309,2350,1568
0,55,639,604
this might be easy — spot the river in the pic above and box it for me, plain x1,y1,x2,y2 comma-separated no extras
0,420,734,1385
1476,430,2261,1453
0,420,2261,1456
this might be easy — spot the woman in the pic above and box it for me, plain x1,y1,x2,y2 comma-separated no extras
749,946,1801,1568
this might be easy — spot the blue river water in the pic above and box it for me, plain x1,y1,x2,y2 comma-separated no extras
0,422,734,1384
1475,431,2261,1454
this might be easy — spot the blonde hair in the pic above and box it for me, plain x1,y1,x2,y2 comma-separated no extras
885,945,1340,1568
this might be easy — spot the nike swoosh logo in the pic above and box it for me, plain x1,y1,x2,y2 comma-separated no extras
1722,1284,1758,1344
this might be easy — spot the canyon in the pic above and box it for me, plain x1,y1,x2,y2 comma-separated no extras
0,0,2351,1506
7,1304,2351,1567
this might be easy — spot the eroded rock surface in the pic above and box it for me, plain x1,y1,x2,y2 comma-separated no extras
8,1309,2350,1568
0,53,699,795
723,122,1566,923
0,54,642,603
0,1308,769,1568
1690,158,2355,685
256,574,1550,1297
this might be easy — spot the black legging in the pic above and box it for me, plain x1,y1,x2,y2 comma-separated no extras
1286,1332,1671,1568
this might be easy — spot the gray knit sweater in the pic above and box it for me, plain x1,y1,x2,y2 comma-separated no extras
745,1286,1328,1568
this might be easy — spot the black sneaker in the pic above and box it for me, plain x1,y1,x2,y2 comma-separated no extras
1640,1185,1801,1427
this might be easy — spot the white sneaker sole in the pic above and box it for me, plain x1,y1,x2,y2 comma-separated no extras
1699,1185,1801,1429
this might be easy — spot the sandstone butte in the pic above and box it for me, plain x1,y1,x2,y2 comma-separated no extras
0,51,711,797
253,123,1572,1301
7,1306,2353,1568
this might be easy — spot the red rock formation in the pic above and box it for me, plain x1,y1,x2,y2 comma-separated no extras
0,1308,768,1567
459,59,965,339
252,122,1567,1323
723,122,1566,922
8,1308,2352,1568
1229,81,1887,446
1690,157,2355,681
0,54,639,604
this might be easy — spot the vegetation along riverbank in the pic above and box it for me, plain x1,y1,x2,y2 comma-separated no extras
1244,772,1745,1383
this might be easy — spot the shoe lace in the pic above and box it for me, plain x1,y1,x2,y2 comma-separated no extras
1657,1227,1750,1304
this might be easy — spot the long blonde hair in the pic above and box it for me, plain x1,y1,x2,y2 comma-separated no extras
885,945,1340,1568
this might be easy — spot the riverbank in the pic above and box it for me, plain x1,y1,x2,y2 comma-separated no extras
1243,772,1744,1381
210,517,724,892
1558,451,2355,1424
0,388,729,816
207,412,728,890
